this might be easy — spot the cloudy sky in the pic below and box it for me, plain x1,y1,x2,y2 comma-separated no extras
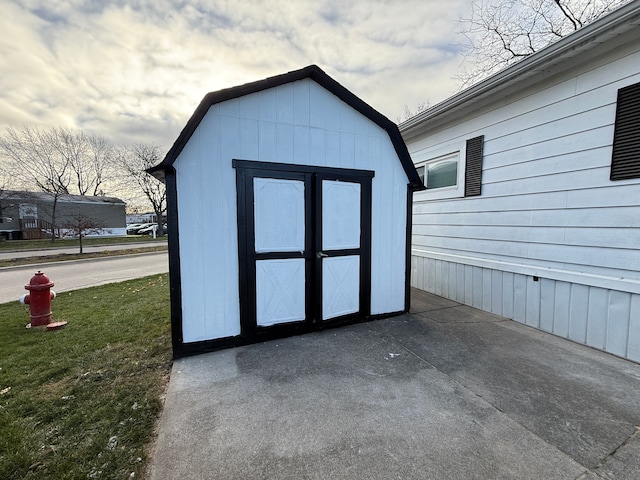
1,0,474,151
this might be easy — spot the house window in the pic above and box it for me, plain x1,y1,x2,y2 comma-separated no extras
417,152,459,190
611,81,640,181
414,135,484,200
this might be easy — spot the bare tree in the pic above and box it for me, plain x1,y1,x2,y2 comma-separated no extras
61,213,105,254
73,131,114,196
50,127,115,196
397,100,431,123
0,127,72,240
1,127,71,194
0,126,116,196
0,126,117,241
118,144,166,237
457,0,630,87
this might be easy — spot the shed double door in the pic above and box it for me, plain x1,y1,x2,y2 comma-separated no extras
234,161,372,341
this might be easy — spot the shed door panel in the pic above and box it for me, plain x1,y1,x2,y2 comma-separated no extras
322,181,361,250
256,258,306,326
254,178,305,253
322,255,360,319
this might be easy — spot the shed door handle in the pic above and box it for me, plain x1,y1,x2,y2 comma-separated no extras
316,252,328,259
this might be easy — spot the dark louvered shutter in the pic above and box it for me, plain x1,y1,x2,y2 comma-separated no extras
465,135,484,196
611,81,640,181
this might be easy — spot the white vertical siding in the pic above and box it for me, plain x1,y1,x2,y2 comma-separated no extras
629,296,640,361
177,79,408,342
176,109,241,342
407,41,640,362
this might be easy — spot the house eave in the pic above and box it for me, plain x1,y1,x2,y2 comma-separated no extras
399,1,640,139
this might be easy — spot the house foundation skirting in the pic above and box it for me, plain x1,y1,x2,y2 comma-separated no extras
411,252,640,364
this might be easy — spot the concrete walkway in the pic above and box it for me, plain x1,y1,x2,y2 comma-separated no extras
149,289,640,479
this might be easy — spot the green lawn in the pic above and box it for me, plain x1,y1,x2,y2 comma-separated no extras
0,274,172,479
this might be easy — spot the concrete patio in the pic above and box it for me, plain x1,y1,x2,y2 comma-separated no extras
149,289,640,479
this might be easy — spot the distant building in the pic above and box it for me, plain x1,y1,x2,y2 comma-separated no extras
0,190,126,240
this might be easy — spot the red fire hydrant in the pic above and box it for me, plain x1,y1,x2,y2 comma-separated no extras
19,271,66,330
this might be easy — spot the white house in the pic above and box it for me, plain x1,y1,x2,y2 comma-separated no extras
400,2,640,362
150,65,423,357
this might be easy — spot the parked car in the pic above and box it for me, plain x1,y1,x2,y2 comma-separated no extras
127,223,154,235
126,223,142,234
137,223,167,235
136,223,157,235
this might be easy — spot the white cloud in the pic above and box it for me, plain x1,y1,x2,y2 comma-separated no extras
0,0,472,149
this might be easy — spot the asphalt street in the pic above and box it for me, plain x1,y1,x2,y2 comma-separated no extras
0,251,168,304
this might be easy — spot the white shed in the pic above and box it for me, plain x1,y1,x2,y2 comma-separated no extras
150,65,423,357
400,3,640,363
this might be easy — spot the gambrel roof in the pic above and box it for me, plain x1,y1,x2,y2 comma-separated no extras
148,64,422,189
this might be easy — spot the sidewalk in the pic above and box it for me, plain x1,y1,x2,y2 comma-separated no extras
149,289,640,479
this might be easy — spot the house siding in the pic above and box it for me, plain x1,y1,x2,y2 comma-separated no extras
176,78,409,343
408,39,640,362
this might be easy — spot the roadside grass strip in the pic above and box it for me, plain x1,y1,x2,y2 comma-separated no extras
0,274,172,479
